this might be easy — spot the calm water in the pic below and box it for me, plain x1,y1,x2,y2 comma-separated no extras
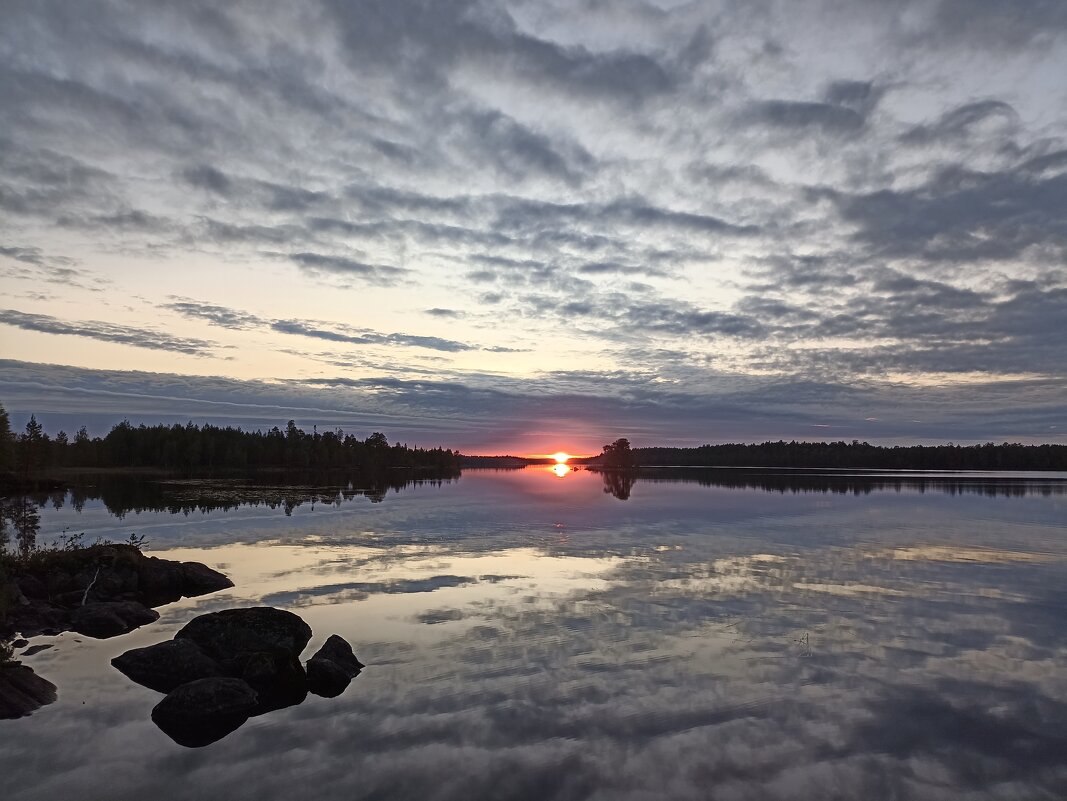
4,466,1067,800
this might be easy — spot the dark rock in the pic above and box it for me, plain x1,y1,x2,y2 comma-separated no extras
110,601,160,627
12,639,29,649
71,601,159,639
0,663,57,720
311,635,364,678
180,562,234,596
305,636,361,698
176,607,312,662
136,557,185,606
112,639,225,694
16,576,48,600
70,606,127,639
43,569,75,596
151,677,258,748
55,590,89,607
241,651,307,712
5,602,70,638
306,656,351,698
175,607,312,713
21,644,52,657
74,565,134,599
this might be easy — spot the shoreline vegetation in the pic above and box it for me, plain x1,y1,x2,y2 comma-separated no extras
0,406,459,484
582,437,1067,472
2,403,1065,486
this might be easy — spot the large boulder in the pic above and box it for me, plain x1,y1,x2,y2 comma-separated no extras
241,650,307,712
175,608,312,710
151,677,258,748
71,601,159,639
112,639,226,694
176,607,312,663
0,662,57,719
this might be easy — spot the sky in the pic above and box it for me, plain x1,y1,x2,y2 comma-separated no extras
1,0,1066,455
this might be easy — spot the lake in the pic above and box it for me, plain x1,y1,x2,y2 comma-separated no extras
3,466,1067,800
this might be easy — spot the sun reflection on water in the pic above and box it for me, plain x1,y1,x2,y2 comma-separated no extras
551,463,572,478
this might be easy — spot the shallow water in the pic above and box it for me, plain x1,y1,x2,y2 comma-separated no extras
4,466,1067,800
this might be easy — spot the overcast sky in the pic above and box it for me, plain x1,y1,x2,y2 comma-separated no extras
1,0,1066,453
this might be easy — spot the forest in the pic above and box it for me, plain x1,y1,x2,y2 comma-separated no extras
589,439,1067,471
0,403,459,477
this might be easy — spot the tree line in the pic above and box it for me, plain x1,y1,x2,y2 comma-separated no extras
590,438,1067,471
0,403,459,476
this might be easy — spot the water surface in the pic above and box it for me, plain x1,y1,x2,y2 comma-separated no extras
4,467,1067,800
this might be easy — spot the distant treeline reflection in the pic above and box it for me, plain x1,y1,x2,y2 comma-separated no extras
18,471,460,518
597,467,1067,500
5,468,1063,520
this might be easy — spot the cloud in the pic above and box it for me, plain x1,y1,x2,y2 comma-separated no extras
0,309,220,356
165,298,486,353
900,100,1019,146
324,0,677,103
288,252,410,285
163,298,266,330
270,319,474,353
741,100,867,136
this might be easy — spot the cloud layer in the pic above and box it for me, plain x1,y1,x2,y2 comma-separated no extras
1,0,1066,446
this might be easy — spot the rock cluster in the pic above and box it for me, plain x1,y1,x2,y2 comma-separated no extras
1,544,233,641
112,607,362,747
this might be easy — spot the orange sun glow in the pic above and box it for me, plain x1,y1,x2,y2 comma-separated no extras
551,452,571,464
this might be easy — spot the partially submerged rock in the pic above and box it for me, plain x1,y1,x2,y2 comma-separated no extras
307,634,364,698
175,607,313,712
0,662,57,720
240,650,307,712
137,556,233,606
112,639,225,694
180,562,234,596
312,634,365,677
151,677,258,748
306,655,352,698
71,601,159,639
176,607,313,663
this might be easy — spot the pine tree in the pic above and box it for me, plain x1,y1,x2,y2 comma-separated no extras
0,402,12,474
20,414,46,475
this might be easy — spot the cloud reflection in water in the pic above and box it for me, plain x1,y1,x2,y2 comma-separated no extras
4,467,1067,799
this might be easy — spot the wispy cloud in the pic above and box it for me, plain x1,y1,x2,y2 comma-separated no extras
0,309,220,356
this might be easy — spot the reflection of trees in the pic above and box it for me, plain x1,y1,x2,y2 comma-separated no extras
596,467,1067,497
0,497,40,558
9,470,460,518
601,470,637,501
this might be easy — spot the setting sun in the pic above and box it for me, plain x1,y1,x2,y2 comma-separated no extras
551,452,571,464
